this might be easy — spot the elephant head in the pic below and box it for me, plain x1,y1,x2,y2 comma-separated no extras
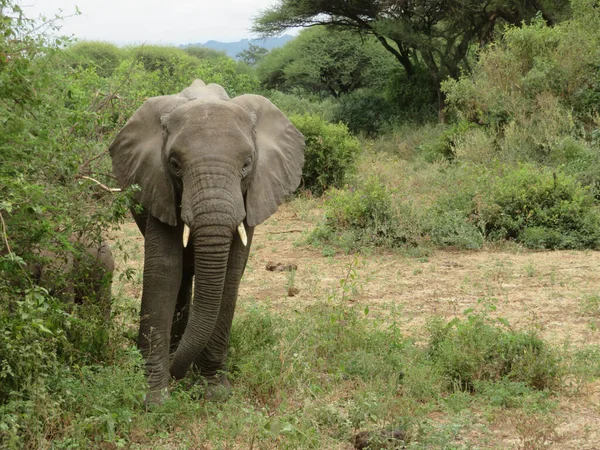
109,80,304,396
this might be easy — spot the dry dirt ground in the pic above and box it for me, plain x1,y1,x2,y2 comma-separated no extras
110,202,600,449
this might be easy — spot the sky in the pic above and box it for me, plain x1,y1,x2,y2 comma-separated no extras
23,0,282,45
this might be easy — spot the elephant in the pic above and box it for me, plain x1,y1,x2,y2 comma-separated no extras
108,79,305,404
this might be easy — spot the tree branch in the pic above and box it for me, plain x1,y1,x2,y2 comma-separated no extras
0,212,14,256
76,176,121,193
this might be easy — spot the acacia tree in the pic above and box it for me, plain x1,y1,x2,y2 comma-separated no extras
258,26,396,97
254,0,568,119
237,43,269,66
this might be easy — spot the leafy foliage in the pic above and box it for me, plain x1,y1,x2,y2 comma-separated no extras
428,310,561,391
254,0,570,115
63,41,125,77
257,26,438,134
258,26,396,97
267,90,338,122
333,89,396,136
443,2,600,160
290,114,361,195
237,43,268,66
314,177,408,250
477,165,600,249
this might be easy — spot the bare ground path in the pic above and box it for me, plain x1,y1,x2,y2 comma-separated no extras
110,202,600,449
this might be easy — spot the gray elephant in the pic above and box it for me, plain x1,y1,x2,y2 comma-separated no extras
108,80,304,404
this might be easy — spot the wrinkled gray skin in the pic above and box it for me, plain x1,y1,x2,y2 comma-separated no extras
109,80,305,404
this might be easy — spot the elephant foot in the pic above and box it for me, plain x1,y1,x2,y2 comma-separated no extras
203,372,232,402
144,387,169,409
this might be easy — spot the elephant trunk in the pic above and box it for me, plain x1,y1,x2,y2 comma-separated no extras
170,223,232,379
170,165,246,379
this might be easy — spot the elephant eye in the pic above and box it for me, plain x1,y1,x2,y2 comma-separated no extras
169,157,182,173
241,156,252,176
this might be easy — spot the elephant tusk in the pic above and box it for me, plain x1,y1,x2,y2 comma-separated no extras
183,224,191,248
237,222,247,246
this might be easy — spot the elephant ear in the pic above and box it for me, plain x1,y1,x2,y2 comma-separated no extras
231,94,305,227
109,94,188,226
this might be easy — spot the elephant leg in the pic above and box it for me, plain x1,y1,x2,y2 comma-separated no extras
170,265,193,354
195,225,255,380
138,215,183,405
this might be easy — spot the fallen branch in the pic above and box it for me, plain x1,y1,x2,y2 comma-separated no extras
0,212,13,256
77,176,121,192
0,212,33,282
267,229,304,234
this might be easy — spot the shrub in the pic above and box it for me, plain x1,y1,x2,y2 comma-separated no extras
331,68,437,136
117,46,259,98
125,45,199,73
268,90,338,122
428,313,562,391
0,4,140,445
417,121,478,162
321,177,399,247
290,114,361,195
383,66,438,124
310,176,427,250
443,3,600,162
427,209,484,250
183,46,228,60
333,88,395,136
477,165,600,249
63,41,124,77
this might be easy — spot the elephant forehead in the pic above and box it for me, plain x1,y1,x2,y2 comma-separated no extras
169,99,252,130
167,101,255,156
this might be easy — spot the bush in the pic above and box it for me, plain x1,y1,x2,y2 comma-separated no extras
268,90,338,122
183,46,228,60
443,3,600,162
125,45,199,73
332,68,437,136
428,209,484,250
428,313,561,391
333,88,395,136
63,41,125,77
319,177,401,249
290,114,361,195
310,175,427,251
477,165,600,249
417,121,478,162
384,67,438,123
115,46,259,98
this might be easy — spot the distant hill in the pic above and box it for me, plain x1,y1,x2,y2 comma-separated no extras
181,35,295,59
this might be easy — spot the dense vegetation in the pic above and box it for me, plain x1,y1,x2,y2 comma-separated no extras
1,0,600,447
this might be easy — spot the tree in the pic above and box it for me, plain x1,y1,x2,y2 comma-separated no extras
254,0,570,119
237,43,269,66
258,26,396,97
183,46,228,60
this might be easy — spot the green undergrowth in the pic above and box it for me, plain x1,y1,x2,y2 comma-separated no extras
309,149,600,253
3,294,598,449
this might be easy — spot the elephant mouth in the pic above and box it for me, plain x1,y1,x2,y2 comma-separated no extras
182,222,247,248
